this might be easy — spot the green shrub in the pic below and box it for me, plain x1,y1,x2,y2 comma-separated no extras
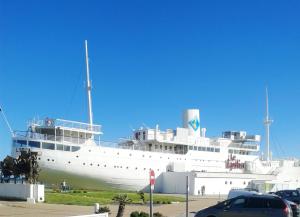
167,201,171,204
83,190,87,193
130,211,140,217
139,211,149,217
153,212,165,217
97,206,110,213
130,211,149,217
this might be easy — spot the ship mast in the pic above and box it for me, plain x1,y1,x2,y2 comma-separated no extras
264,87,273,162
85,40,93,128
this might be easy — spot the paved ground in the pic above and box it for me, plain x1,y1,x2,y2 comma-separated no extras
0,196,224,217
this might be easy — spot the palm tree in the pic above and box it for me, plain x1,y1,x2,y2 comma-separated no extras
112,194,132,217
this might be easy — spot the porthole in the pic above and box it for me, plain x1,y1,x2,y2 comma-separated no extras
126,166,129,169
89,150,91,152
97,164,100,167
230,181,232,185
76,155,79,158
83,163,86,165
90,163,93,166
117,152,119,155
47,159,50,161
104,165,107,167
38,157,41,160
52,159,54,162
135,167,138,170
68,161,71,164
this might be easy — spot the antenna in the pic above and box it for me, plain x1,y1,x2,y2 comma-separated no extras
85,40,93,128
264,87,273,162
0,106,14,136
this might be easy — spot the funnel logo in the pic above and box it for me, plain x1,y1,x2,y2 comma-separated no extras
189,118,199,131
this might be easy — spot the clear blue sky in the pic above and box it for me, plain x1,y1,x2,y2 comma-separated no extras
1,0,300,160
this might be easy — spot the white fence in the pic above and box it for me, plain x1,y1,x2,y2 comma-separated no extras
0,183,44,202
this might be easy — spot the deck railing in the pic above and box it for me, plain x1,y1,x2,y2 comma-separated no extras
29,118,102,133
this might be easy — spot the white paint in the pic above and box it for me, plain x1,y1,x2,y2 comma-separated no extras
183,109,201,137
0,183,44,202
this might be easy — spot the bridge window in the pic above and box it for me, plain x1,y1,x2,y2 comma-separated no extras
64,145,71,151
56,144,63,151
28,141,40,148
42,142,55,150
71,146,80,152
14,140,27,147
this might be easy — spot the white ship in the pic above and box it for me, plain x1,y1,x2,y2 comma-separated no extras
10,42,300,195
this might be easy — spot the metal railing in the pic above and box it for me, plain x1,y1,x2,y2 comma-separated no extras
14,132,101,145
30,118,102,133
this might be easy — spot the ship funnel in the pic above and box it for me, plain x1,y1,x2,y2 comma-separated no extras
183,109,201,137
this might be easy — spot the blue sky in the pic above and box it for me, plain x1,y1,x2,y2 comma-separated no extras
0,0,300,160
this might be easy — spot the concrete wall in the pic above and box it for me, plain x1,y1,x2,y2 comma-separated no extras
161,171,276,195
0,183,44,202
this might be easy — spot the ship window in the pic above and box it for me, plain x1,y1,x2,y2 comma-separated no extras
193,146,197,150
14,140,27,147
215,148,220,152
71,146,80,152
198,147,201,151
28,141,40,148
56,144,63,151
189,146,193,150
64,145,71,151
42,142,55,150
165,146,167,150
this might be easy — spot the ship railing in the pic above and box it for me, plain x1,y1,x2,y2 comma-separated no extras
29,118,102,133
116,143,188,154
229,143,258,150
13,132,101,145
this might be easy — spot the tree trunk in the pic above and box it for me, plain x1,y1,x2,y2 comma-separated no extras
116,203,125,217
